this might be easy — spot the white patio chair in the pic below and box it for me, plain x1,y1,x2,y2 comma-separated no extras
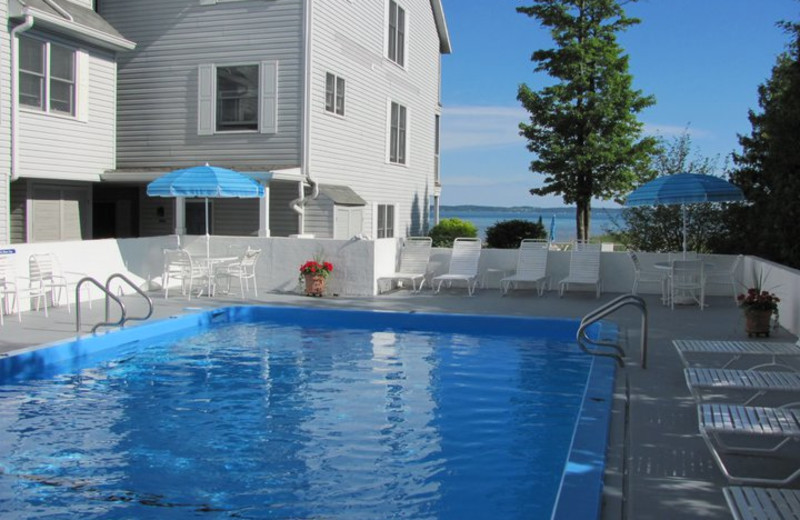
0,255,22,325
627,251,667,301
668,259,705,310
433,237,482,296
558,242,602,298
28,253,83,315
724,486,800,519
674,339,800,369
162,248,209,299
704,254,743,303
685,367,800,405
216,247,261,299
378,237,432,293
699,404,800,485
500,239,550,296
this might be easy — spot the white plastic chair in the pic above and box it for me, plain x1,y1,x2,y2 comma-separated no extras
28,253,74,315
627,251,667,300
559,242,602,298
704,254,742,303
162,248,209,299
0,256,22,325
500,239,549,296
378,237,432,293
217,247,261,299
433,237,482,296
668,259,705,310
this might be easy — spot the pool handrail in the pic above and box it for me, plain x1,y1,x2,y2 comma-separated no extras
578,294,648,368
76,277,126,333
105,273,153,326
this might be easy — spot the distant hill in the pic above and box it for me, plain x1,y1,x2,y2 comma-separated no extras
440,205,624,216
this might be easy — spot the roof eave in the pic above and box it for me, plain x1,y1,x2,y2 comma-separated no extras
430,0,452,54
11,6,136,52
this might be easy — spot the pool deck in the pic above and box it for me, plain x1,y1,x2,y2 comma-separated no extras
1,287,798,519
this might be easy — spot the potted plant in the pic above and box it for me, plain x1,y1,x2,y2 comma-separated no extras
299,258,333,297
737,285,780,337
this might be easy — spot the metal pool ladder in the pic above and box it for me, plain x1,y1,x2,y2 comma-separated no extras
75,273,154,333
577,294,648,368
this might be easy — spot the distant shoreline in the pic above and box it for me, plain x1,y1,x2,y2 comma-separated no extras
439,205,624,216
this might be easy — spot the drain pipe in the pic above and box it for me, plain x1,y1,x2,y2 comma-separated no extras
289,0,319,234
10,14,35,181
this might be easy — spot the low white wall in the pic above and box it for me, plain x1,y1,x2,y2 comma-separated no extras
741,256,800,337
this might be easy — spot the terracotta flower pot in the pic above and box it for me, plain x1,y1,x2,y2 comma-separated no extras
304,274,326,297
744,309,772,337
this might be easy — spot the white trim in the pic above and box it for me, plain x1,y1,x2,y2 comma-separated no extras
75,48,89,122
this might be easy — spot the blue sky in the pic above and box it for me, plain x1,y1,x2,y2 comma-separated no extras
438,0,799,208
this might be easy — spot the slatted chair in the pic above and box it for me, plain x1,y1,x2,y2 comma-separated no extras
685,368,800,405
705,254,743,303
668,259,705,310
0,255,22,325
500,239,550,296
627,251,667,300
724,486,800,519
162,248,209,299
699,404,800,485
28,253,75,315
433,237,482,296
216,247,261,299
558,242,602,298
674,339,800,369
378,237,432,293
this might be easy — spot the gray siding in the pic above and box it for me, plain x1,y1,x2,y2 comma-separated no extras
9,181,28,243
309,0,443,239
305,194,334,238
269,180,299,237
213,198,259,236
99,0,304,171
139,189,175,237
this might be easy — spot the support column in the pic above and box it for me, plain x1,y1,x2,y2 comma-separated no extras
175,197,186,235
258,184,271,237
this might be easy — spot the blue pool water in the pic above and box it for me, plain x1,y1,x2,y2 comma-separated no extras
0,307,615,519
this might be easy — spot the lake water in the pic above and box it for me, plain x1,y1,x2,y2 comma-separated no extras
439,208,624,242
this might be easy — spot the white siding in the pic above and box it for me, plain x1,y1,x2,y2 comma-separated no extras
309,0,441,238
98,0,304,170
0,1,11,243
16,37,118,181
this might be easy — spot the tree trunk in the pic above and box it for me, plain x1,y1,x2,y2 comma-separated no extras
575,198,592,242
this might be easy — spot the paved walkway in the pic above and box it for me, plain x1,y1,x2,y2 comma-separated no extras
1,288,798,519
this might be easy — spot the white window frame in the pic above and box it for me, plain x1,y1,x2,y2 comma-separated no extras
18,36,86,120
376,203,396,239
197,61,278,135
325,72,346,116
386,0,407,68
387,100,408,165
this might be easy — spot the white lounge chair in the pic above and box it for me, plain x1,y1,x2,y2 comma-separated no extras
700,404,800,485
685,368,800,404
558,242,602,298
378,237,432,293
724,486,800,519
674,339,800,369
433,237,482,296
500,239,549,296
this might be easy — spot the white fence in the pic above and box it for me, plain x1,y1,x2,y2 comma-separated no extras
2,236,798,336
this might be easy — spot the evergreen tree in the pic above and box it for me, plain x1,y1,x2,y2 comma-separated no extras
517,0,657,240
726,21,800,269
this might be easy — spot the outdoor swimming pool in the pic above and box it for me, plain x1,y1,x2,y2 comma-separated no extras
0,306,615,519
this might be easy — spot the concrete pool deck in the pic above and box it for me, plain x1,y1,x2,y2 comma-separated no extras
1,287,798,519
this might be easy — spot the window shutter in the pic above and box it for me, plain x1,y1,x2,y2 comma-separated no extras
76,49,90,122
197,64,214,135
260,60,278,134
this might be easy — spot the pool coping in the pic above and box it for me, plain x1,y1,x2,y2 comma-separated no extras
0,304,617,518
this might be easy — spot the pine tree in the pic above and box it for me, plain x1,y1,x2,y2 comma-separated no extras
728,21,800,268
517,0,657,240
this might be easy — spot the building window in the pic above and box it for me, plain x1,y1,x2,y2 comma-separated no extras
19,37,75,116
377,204,395,238
389,101,407,164
325,72,345,116
387,0,405,66
216,65,259,131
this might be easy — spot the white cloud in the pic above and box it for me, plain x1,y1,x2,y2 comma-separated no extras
441,105,528,151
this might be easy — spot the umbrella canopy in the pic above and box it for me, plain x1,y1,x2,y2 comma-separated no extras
625,173,745,255
147,164,265,258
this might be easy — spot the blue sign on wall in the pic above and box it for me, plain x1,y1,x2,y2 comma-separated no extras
0,249,16,255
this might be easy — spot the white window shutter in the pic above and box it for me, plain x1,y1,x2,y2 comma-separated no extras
76,49,90,122
260,60,278,134
197,64,214,135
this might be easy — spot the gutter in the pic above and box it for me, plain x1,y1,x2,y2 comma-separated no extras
289,0,319,233
10,14,35,182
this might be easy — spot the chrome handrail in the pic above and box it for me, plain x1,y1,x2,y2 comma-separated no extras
105,273,153,326
76,277,126,334
577,294,648,368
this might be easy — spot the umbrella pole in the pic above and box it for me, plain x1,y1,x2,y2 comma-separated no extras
682,204,688,258
205,197,210,261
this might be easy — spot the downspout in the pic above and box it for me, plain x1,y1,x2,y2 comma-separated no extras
10,14,35,182
290,0,319,233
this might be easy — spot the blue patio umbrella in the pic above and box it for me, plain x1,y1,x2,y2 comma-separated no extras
147,164,265,258
625,173,744,255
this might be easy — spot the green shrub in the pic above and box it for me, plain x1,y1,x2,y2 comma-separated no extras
428,218,478,248
485,219,546,249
